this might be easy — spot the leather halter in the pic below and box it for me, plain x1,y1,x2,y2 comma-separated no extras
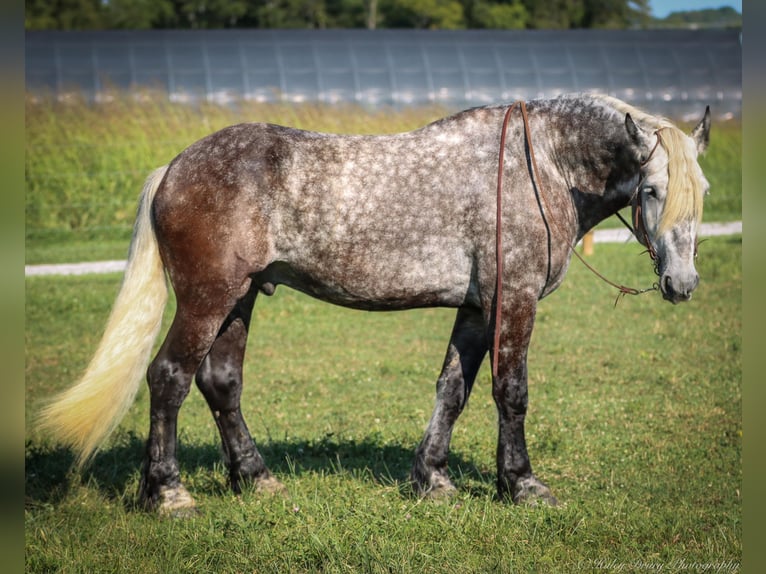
491,103,664,378
617,127,669,266
619,128,700,271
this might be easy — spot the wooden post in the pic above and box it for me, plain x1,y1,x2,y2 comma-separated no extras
582,230,594,256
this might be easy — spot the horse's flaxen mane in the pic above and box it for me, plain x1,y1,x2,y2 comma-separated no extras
592,94,704,234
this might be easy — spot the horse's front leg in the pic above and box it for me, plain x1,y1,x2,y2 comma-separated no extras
411,306,487,498
492,295,558,506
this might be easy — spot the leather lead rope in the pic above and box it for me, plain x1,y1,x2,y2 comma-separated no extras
492,102,660,379
492,102,519,378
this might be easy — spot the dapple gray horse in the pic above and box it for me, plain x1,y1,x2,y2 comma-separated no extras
40,94,711,515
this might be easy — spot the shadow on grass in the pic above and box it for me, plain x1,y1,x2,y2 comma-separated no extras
25,432,496,509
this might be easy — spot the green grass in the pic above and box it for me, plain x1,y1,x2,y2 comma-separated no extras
25,95,741,571
25,238,741,573
25,96,740,265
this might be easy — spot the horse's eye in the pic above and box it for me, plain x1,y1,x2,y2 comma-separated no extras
643,186,657,198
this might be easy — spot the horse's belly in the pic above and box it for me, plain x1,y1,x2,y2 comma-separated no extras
257,248,476,311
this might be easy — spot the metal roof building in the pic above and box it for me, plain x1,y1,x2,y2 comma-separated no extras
25,29,741,120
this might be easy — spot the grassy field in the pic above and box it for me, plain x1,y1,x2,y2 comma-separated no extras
25,238,741,572
25,95,740,265
25,97,741,572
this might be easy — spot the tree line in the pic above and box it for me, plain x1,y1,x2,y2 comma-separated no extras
27,0,658,30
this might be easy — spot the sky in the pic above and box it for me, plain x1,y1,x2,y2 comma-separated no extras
649,0,742,18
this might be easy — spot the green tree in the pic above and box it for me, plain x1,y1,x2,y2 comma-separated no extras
253,0,330,28
324,0,369,27
660,6,740,28
383,0,466,29
104,0,176,29
25,0,658,30
172,0,250,28
26,0,105,29
521,0,585,28
582,0,651,28
470,0,528,29
627,0,652,27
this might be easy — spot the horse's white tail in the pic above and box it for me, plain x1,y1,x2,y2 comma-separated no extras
38,166,170,468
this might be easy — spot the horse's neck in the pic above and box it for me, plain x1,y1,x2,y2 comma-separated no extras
547,123,635,238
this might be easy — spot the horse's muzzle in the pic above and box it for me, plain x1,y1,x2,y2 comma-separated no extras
661,273,699,304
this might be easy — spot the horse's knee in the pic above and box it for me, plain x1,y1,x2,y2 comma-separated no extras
491,364,529,416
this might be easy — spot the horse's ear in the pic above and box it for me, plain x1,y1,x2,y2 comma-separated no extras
624,113,641,143
691,105,711,154
624,113,650,160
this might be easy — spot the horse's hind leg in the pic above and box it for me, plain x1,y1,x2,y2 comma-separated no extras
139,293,240,516
195,288,284,496
411,306,487,498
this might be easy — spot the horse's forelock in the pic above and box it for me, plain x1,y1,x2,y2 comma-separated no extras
590,94,704,234
657,126,705,234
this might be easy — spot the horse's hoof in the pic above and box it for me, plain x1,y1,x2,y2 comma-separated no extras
415,472,458,500
423,483,458,501
511,476,559,507
161,504,201,519
254,475,288,497
156,485,200,518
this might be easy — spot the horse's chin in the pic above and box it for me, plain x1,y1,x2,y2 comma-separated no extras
660,279,694,304
662,290,692,304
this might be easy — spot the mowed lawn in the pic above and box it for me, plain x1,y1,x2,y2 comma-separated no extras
25,238,741,573
25,98,741,573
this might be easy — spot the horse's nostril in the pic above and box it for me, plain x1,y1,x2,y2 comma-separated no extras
662,274,697,302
